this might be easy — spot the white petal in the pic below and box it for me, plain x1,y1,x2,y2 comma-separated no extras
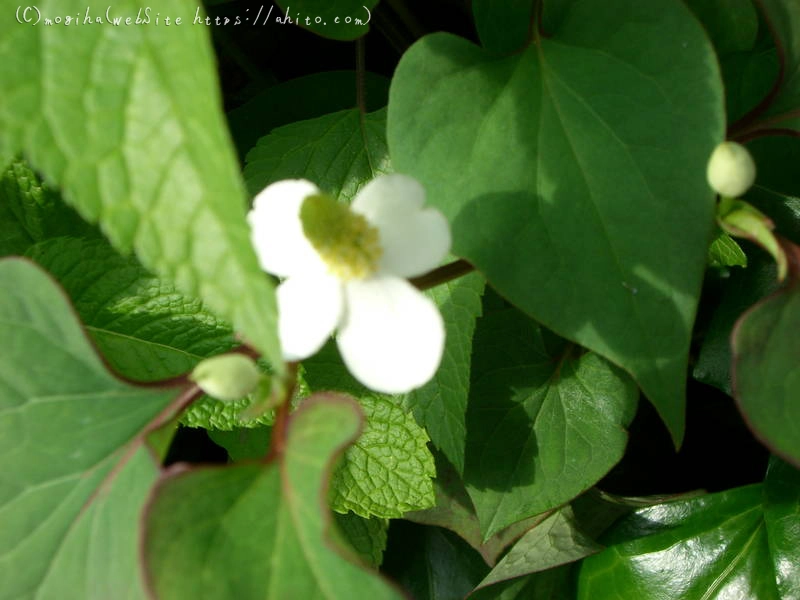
277,274,343,361
337,275,445,394
247,179,326,277
352,173,426,215
351,174,451,278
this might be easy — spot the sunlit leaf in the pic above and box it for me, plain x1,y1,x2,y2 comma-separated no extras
389,0,724,443
143,394,403,599
0,258,177,599
0,0,281,369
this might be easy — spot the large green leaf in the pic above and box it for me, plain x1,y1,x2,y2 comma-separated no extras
0,258,178,599
732,279,800,465
764,458,800,599
143,394,403,599
274,0,378,40
244,108,390,203
403,273,485,474
576,465,800,599
464,305,638,538
0,0,281,370
388,0,724,443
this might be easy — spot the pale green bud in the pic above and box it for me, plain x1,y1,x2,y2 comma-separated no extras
190,354,262,402
707,141,756,198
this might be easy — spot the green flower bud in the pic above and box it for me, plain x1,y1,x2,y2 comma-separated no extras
190,354,262,402
706,141,756,198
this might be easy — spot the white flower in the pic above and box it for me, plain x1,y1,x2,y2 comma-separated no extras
247,174,451,394
707,141,756,198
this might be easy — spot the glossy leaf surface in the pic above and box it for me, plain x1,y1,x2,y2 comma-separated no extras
577,470,800,599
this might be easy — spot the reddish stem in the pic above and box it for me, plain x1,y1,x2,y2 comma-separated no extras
410,259,476,291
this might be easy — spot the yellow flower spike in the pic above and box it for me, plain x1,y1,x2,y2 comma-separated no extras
299,193,383,280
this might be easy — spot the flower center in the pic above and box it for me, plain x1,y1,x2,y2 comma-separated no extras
300,193,382,280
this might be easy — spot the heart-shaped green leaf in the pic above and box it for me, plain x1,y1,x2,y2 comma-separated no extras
0,258,178,599
388,0,725,443
464,304,638,538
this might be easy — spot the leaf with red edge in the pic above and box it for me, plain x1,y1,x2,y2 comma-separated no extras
0,258,182,599
733,272,800,466
142,394,404,600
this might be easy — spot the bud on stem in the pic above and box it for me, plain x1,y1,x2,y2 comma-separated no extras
707,141,756,198
190,353,263,402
